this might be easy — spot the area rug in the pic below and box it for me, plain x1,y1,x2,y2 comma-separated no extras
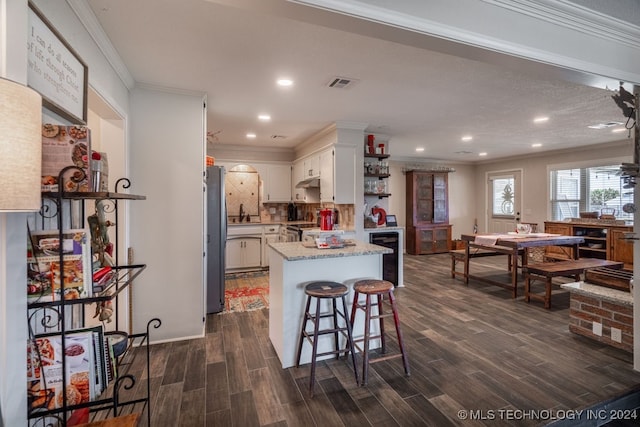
223,286,269,313
222,270,270,313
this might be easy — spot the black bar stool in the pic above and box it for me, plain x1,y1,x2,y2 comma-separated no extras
350,279,410,385
295,281,359,396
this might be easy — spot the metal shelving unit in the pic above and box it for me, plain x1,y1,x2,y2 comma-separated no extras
27,167,160,427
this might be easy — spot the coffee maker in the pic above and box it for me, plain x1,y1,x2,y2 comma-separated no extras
287,203,296,221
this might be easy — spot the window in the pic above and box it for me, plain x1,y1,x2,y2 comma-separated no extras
550,165,633,221
492,177,515,216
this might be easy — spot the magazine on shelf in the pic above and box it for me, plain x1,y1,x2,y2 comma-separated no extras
27,229,92,302
40,124,92,193
27,327,103,412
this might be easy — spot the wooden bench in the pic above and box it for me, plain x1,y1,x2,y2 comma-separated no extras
524,258,624,309
450,247,518,279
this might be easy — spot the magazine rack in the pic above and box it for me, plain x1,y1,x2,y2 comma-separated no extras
27,167,160,427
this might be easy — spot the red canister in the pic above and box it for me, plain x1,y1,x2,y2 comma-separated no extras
320,209,334,230
367,134,375,154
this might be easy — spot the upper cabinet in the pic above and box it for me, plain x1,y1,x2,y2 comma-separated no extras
263,164,291,203
304,154,320,179
319,145,356,204
292,159,305,202
292,159,319,203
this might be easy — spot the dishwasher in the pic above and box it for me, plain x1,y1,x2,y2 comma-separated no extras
369,232,399,286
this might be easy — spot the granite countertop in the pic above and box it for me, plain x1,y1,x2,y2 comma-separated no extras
269,240,392,261
561,281,634,306
364,226,405,232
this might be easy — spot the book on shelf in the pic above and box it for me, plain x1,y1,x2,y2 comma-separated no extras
27,327,102,412
27,228,92,302
103,334,118,382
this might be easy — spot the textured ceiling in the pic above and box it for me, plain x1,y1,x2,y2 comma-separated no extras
85,0,635,162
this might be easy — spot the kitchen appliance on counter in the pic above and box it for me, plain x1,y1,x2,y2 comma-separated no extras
287,203,297,221
206,165,226,313
320,209,334,230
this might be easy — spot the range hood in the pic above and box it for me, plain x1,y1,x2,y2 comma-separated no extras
295,176,320,188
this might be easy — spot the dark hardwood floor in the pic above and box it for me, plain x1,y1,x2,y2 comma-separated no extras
134,253,640,426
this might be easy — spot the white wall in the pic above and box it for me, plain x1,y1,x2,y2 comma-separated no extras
130,87,206,342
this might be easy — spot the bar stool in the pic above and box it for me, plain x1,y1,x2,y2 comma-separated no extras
295,281,359,396
350,279,410,385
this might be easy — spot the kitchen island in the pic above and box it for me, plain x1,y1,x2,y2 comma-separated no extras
268,240,392,368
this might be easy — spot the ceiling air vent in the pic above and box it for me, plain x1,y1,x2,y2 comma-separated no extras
270,135,287,140
327,76,358,89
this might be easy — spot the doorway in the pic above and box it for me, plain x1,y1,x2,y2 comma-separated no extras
487,170,522,233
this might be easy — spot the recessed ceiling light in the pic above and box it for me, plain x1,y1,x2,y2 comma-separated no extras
479,152,487,156
258,114,271,122
277,79,293,87
531,143,542,148
416,147,425,152
533,116,549,123
612,127,627,133
246,133,256,139
461,135,473,142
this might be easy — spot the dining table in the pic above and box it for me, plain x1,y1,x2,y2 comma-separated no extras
460,232,585,298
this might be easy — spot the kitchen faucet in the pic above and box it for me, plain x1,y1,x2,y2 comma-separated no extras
239,203,245,222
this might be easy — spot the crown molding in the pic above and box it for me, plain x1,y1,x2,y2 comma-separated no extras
481,0,640,49
135,82,206,98
295,0,640,49
211,143,295,155
67,0,135,89
335,120,369,131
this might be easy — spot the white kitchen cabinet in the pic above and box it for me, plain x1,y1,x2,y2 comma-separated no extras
304,154,320,179
262,225,280,266
319,145,356,204
292,158,319,203
263,164,291,202
226,236,262,269
292,159,306,202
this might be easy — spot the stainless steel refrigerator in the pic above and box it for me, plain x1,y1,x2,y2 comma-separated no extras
206,165,227,313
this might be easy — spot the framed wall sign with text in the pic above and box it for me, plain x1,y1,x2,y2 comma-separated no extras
27,2,88,124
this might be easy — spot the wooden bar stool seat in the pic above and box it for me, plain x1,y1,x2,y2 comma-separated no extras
295,281,359,396
350,279,410,386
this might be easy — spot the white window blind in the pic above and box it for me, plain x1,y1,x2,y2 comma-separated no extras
550,165,633,221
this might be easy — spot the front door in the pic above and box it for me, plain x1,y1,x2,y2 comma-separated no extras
487,170,522,233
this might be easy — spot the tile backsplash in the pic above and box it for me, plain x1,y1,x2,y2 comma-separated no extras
260,202,355,228
225,169,259,222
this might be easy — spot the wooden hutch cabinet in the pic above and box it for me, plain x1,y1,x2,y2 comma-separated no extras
405,170,452,254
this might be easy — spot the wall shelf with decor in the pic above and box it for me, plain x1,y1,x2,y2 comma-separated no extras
27,168,160,427
364,152,391,199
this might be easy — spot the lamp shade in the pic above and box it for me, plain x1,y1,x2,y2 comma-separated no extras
0,78,42,211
